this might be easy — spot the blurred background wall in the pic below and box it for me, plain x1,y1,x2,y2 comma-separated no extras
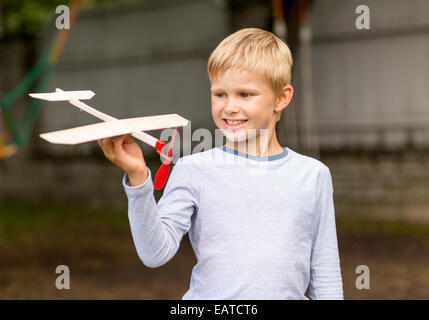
1,0,429,222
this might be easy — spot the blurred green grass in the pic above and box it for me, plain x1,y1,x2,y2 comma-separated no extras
0,203,129,244
1,203,428,241
336,216,429,239
0,203,428,299
0,202,193,299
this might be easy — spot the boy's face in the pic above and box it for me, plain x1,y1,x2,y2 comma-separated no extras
210,68,290,146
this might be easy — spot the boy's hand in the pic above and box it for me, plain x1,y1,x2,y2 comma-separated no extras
97,135,148,186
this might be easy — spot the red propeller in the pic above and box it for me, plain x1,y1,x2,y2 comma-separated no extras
154,127,178,190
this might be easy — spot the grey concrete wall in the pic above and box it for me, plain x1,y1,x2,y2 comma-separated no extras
323,150,429,223
310,0,429,150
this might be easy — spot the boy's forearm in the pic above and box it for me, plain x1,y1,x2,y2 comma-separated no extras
123,159,195,269
125,173,179,268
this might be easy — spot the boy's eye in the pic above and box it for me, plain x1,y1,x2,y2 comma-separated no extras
240,92,251,98
214,93,225,98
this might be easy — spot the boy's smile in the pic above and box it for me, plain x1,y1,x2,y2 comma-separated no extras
210,68,293,156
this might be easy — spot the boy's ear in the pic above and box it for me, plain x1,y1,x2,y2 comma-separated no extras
275,84,294,114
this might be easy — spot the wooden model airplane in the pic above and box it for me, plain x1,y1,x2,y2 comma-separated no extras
29,88,188,189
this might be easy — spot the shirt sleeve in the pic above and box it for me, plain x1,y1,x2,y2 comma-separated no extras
308,166,344,300
122,158,199,268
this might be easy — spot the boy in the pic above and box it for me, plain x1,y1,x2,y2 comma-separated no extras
97,28,343,299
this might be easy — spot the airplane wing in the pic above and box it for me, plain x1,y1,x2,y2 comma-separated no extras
29,90,95,101
40,114,188,145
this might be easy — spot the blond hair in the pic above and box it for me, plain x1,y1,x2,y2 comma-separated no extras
207,28,293,98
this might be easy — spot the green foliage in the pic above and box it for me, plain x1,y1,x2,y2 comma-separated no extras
0,0,64,38
0,203,128,244
0,0,146,39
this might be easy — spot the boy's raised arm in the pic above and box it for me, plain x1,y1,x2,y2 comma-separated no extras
308,167,344,300
123,158,199,268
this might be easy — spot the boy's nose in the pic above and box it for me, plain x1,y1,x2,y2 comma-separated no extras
224,99,240,114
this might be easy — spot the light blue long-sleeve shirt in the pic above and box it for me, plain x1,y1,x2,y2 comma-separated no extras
122,146,343,299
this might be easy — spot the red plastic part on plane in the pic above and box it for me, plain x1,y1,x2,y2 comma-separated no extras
154,128,178,190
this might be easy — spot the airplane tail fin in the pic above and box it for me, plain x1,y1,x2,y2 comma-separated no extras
29,89,95,101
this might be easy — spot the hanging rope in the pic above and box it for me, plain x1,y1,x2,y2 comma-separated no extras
298,0,320,158
0,0,83,158
271,0,287,41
